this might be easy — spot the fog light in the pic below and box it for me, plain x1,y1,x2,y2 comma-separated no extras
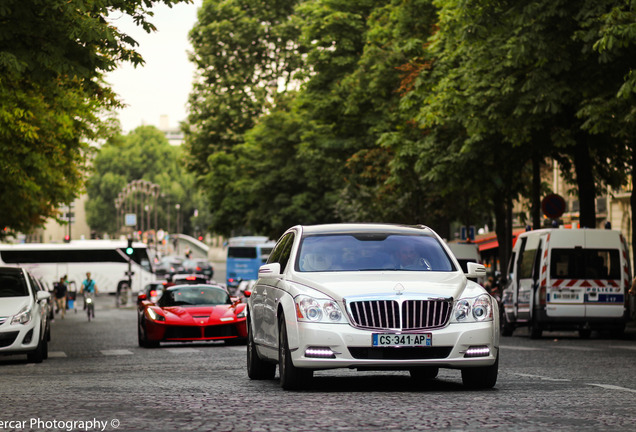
23,329,34,345
464,346,490,358
305,347,336,358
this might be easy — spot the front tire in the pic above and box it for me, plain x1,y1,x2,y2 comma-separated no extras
278,314,312,390
27,335,47,363
461,353,498,389
246,322,275,380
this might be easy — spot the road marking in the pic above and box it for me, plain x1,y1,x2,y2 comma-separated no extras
550,346,598,351
166,348,200,353
500,345,544,351
100,349,133,356
48,351,67,358
609,345,636,351
227,346,246,352
512,373,570,382
587,383,636,393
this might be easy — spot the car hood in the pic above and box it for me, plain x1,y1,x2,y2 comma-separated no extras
0,297,30,316
290,271,467,301
159,305,240,323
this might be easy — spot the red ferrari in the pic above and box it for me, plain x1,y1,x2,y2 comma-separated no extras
137,284,247,348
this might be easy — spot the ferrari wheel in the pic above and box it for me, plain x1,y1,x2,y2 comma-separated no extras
138,319,159,348
247,321,275,380
278,314,312,390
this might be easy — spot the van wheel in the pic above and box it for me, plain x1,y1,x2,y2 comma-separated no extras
501,314,514,337
529,318,542,339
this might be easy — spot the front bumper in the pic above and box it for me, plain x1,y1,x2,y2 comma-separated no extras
0,321,41,355
144,318,248,342
288,321,498,370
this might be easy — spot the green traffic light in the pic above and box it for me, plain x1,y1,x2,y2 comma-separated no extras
125,247,133,255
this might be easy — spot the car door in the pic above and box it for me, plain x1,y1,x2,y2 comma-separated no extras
252,232,292,347
515,235,540,322
262,232,295,348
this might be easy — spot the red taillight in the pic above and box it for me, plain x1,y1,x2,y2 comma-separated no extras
149,290,157,297
196,266,202,271
539,285,547,305
186,276,197,281
228,278,235,283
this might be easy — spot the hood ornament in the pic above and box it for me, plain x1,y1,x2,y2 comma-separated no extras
393,283,405,295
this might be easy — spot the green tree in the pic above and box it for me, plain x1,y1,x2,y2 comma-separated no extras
0,0,189,237
86,126,206,237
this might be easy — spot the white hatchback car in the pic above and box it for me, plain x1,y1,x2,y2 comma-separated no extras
0,266,51,363
246,224,499,390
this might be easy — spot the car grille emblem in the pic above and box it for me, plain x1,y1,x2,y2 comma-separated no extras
393,283,405,295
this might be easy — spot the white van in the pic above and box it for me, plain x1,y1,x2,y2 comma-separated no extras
447,242,481,273
501,228,631,338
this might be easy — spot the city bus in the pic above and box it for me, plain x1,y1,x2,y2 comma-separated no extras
226,236,275,288
0,240,155,295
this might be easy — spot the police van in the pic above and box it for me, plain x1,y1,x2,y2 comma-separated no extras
501,227,631,338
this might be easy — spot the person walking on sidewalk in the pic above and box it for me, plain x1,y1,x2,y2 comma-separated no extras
53,276,68,319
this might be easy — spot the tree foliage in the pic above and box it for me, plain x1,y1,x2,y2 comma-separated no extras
185,0,636,253
0,0,189,237
86,126,207,237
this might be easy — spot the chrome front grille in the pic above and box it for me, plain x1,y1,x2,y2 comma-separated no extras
347,298,452,330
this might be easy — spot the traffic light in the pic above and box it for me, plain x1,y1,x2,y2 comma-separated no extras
125,238,134,256
64,235,70,243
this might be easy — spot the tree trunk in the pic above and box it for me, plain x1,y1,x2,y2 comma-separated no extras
631,144,636,275
532,153,542,229
573,138,596,228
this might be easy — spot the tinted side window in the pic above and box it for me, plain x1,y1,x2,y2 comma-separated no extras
518,248,537,279
268,233,295,272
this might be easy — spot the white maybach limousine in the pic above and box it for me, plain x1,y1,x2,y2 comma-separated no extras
246,223,499,390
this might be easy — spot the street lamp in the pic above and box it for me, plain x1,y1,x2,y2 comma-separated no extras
176,203,181,234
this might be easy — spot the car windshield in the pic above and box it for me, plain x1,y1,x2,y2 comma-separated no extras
0,272,29,297
158,286,230,307
296,234,456,272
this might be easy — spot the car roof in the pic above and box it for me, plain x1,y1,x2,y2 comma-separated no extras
298,223,435,236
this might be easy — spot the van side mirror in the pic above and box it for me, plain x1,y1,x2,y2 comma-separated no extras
258,263,281,278
466,262,487,279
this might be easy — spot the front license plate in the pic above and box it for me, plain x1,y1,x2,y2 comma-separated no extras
372,333,432,347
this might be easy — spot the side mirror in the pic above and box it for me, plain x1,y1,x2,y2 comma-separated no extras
36,291,50,301
258,263,281,278
466,262,487,279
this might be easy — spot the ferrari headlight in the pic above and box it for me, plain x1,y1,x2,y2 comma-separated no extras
295,295,346,324
11,305,32,325
237,311,246,318
451,294,493,323
146,308,165,322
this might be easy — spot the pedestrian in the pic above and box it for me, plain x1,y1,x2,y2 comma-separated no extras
53,276,67,319
81,272,98,313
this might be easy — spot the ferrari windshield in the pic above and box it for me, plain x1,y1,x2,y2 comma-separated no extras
158,286,231,307
296,233,456,272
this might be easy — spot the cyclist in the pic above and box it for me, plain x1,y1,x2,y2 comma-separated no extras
81,272,98,316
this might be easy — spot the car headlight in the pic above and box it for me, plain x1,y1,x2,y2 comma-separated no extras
237,310,246,319
295,295,347,324
11,305,32,325
451,294,493,323
146,308,166,322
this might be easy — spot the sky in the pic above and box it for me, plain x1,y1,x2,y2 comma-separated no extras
105,1,203,133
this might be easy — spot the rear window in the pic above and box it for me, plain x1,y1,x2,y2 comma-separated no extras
0,272,29,297
550,249,621,279
228,247,257,259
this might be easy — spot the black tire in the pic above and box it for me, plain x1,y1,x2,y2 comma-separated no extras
501,313,514,337
138,319,159,348
247,322,276,380
27,335,47,363
529,316,542,339
461,353,498,389
278,314,312,390
579,328,592,339
409,367,439,381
